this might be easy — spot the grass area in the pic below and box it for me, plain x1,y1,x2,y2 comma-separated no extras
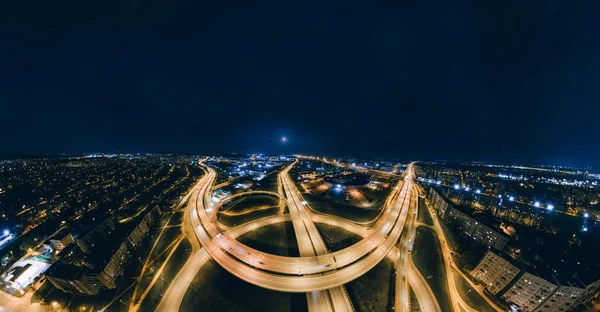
218,207,279,227
253,171,280,193
134,225,181,300
454,274,495,312
149,226,182,259
303,193,381,222
439,222,465,253
217,196,279,226
237,222,299,257
138,238,192,312
168,211,184,226
361,186,393,208
410,287,421,311
314,223,362,252
180,260,307,312
438,222,486,271
346,258,395,312
104,286,135,312
417,197,433,225
411,226,453,312
222,196,279,212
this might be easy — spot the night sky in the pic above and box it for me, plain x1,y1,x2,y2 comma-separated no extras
2,1,600,168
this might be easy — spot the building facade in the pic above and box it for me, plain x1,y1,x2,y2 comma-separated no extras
501,272,557,312
471,250,520,295
427,187,508,250
536,285,586,312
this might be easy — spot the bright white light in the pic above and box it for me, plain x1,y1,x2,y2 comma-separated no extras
583,227,588,232
436,181,441,185
584,213,589,218
509,196,515,202
547,204,554,210
336,184,342,188
534,201,541,208
282,137,287,142
475,189,481,194
454,184,460,190
465,187,470,192
498,194,502,198
301,201,307,205
351,163,356,166
2,230,8,236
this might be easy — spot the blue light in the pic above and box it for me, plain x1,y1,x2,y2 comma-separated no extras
475,189,481,194
547,204,554,210
3,230,8,236
509,196,515,202
534,201,541,208
583,227,588,232
454,184,460,190
584,213,589,218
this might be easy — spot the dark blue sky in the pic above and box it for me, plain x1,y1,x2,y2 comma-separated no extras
2,1,600,168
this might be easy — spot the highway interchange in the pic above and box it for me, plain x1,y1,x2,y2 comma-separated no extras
149,159,488,312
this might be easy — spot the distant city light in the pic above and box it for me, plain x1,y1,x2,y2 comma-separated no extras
584,213,589,218
465,187,470,192
509,196,515,202
2,230,8,236
282,137,287,143
475,189,481,194
454,184,460,190
534,201,541,208
436,181,441,185
583,227,588,232
547,204,554,210
498,194,502,198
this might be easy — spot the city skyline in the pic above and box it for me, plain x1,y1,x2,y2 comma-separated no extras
0,154,598,311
